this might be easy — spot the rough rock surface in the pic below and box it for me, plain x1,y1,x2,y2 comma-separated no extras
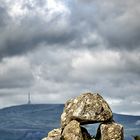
96,122,124,140
61,93,113,128
42,128,62,140
62,120,84,140
42,92,123,140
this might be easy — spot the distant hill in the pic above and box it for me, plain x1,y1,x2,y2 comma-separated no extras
0,104,139,140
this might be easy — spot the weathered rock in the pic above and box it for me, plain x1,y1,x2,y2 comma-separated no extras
42,128,62,140
62,120,84,140
61,93,112,128
96,122,124,140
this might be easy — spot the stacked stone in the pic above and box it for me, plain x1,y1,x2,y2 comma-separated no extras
42,93,124,140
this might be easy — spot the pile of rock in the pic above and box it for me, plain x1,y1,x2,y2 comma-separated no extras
42,93,124,140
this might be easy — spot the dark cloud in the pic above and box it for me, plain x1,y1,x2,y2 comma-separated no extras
0,5,10,27
95,1,140,50
0,23,74,59
0,0,140,60
69,0,140,50
0,0,75,59
0,0,140,115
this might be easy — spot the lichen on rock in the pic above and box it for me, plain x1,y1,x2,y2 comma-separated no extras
61,120,92,140
61,93,113,128
42,92,123,140
42,128,62,140
96,122,124,140
62,120,84,140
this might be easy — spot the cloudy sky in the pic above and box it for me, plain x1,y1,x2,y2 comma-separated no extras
0,0,140,115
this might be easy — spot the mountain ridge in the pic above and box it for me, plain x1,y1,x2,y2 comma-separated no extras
0,104,139,140
1,104,140,117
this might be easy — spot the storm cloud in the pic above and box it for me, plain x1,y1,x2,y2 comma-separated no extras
0,0,140,115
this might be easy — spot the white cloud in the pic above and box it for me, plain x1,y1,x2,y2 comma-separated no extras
71,50,121,77
47,0,69,14
7,0,70,21
0,56,30,73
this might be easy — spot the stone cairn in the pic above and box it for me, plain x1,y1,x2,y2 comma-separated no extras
42,93,124,140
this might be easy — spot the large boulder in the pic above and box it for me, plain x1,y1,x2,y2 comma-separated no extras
61,93,112,128
62,120,84,140
96,122,124,140
42,128,62,140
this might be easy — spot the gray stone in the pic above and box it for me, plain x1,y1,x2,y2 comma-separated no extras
62,120,92,140
96,122,124,140
62,120,84,140
61,93,113,128
42,128,62,140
